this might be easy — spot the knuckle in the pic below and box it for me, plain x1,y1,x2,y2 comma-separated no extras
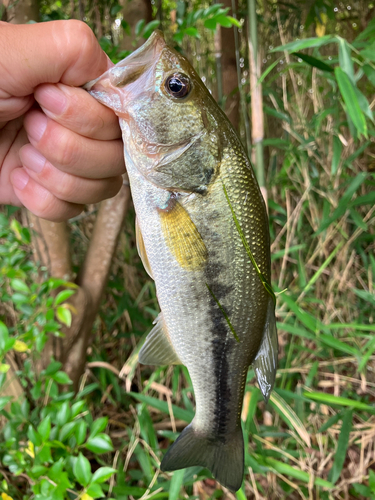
32,190,58,220
64,19,94,42
57,133,80,169
51,172,74,200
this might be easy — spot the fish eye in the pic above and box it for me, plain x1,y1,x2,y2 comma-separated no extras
165,73,191,98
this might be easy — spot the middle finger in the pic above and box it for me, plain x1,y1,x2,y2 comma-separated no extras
23,109,125,179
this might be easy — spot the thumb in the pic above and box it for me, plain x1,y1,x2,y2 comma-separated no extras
0,20,111,98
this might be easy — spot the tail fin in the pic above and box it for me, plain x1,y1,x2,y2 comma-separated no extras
160,424,244,492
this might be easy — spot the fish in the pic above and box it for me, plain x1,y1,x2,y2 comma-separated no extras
85,31,278,492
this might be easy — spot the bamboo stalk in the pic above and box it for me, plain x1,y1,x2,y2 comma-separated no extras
248,0,266,203
231,0,252,155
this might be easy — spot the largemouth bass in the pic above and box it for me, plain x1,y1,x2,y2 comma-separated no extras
86,31,278,492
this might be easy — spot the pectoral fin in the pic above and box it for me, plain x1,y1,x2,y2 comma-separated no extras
138,313,181,365
159,201,207,270
136,217,153,279
253,297,278,402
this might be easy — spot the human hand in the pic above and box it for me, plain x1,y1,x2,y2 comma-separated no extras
0,20,125,221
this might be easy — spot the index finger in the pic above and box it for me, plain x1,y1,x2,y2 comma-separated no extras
35,83,121,141
0,20,111,97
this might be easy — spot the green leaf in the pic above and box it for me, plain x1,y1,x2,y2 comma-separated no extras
363,64,375,86
56,306,72,327
110,4,122,16
37,416,51,441
257,456,333,488
331,136,342,175
269,392,311,447
10,218,22,239
258,59,281,84
129,392,194,423
328,409,353,484
0,396,12,411
359,336,375,372
317,410,344,433
43,360,62,376
318,333,360,357
85,433,114,454
335,67,367,137
338,37,355,82
10,278,30,293
52,371,73,385
11,293,29,305
349,208,368,231
86,483,105,498
304,391,375,411
56,401,71,426
215,14,232,28
0,321,9,351
0,363,10,373
272,35,332,52
169,469,185,500
54,289,75,306
142,20,160,39
90,417,108,437
59,421,77,442
74,452,92,487
91,467,117,483
204,17,218,30
28,425,42,446
316,172,367,234
292,52,333,72
75,420,88,446
369,469,375,492
135,19,145,36
184,26,199,37
226,15,241,28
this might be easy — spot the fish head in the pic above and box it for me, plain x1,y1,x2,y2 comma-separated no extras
86,31,223,193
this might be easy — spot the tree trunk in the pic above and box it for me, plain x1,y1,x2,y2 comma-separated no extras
3,0,39,23
120,0,153,52
220,0,240,130
29,181,131,391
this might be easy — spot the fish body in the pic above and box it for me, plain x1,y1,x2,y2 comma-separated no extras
86,31,277,492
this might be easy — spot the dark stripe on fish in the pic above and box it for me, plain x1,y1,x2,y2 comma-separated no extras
205,261,234,442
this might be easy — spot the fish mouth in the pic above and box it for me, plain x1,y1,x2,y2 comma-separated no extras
84,30,167,110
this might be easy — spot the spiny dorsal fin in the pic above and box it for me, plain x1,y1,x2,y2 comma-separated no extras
136,217,153,279
253,296,278,402
138,313,181,365
159,201,207,270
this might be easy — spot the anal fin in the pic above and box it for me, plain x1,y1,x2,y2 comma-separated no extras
253,297,278,402
138,313,181,366
136,217,153,279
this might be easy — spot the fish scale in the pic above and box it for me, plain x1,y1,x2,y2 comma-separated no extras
86,30,278,492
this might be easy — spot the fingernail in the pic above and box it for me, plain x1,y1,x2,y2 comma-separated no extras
28,114,48,143
37,85,67,115
21,147,46,173
11,169,30,191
